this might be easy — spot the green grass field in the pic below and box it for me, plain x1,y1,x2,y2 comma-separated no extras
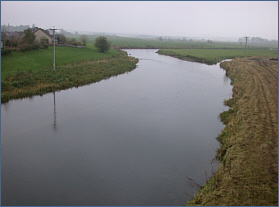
2,37,277,79
1,49,138,103
1,44,118,80
69,34,278,50
157,48,278,64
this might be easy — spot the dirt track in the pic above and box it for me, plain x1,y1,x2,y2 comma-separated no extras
188,57,278,206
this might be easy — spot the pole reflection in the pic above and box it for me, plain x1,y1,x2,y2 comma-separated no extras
53,92,58,131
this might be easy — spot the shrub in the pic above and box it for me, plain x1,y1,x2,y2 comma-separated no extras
18,44,40,52
1,81,13,91
40,45,49,49
95,36,110,53
20,48,26,52
26,45,32,51
70,38,78,45
32,45,40,50
5,40,11,46
1,49,13,56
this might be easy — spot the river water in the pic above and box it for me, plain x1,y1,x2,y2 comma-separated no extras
1,49,232,206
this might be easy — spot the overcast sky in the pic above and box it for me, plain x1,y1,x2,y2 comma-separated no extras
1,1,278,39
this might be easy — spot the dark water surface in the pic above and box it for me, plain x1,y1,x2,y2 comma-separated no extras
1,49,232,206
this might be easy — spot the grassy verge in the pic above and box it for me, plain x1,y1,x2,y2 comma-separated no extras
187,57,278,206
1,50,138,103
157,49,278,65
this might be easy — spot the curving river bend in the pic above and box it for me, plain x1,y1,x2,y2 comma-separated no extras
1,49,232,206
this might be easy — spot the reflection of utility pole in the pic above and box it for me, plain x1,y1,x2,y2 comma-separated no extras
49,26,59,72
244,36,249,62
53,92,57,131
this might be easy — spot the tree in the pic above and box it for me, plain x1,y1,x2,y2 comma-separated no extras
58,34,67,44
40,36,49,45
94,36,110,53
80,35,88,46
23,28,35,44
69,38,78,45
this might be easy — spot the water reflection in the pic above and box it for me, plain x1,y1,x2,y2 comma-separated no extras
53,92,57,131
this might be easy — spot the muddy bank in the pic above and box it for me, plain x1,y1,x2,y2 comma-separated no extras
188,57,278,206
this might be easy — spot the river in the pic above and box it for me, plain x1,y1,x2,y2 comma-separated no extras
1,49,232,206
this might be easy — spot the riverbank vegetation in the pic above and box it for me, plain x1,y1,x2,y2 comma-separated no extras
157,49,278,65
187,57,278,206
1,50,138,103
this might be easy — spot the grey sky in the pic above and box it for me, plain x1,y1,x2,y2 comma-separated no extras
1,1,278,39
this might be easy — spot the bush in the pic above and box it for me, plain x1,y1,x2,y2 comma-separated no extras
5,40,11,46
1,81,13,91
94,36,110,53
26,45,32,51
1,49,13,56
32,45,40,50
20,48,26,52
40,45,49,49
77,42,85,46
18,44,40,52
19,45,32,52
70,38,78,45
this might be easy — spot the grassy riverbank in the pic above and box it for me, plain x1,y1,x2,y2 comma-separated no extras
1,44,119,80
1,50,138,103
187,57,278,206
157,49,278,65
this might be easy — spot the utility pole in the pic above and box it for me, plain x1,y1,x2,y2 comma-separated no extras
244,36,249,62
49,26,58,71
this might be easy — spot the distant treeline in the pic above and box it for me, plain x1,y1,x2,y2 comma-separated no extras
238,37,278,44
1,24,30,32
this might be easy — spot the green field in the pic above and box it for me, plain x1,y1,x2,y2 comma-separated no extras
69,34,278,50
157,48,278,65
3,36,251,79
1,49,138,103
1,44,118,80
2,36,278,102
